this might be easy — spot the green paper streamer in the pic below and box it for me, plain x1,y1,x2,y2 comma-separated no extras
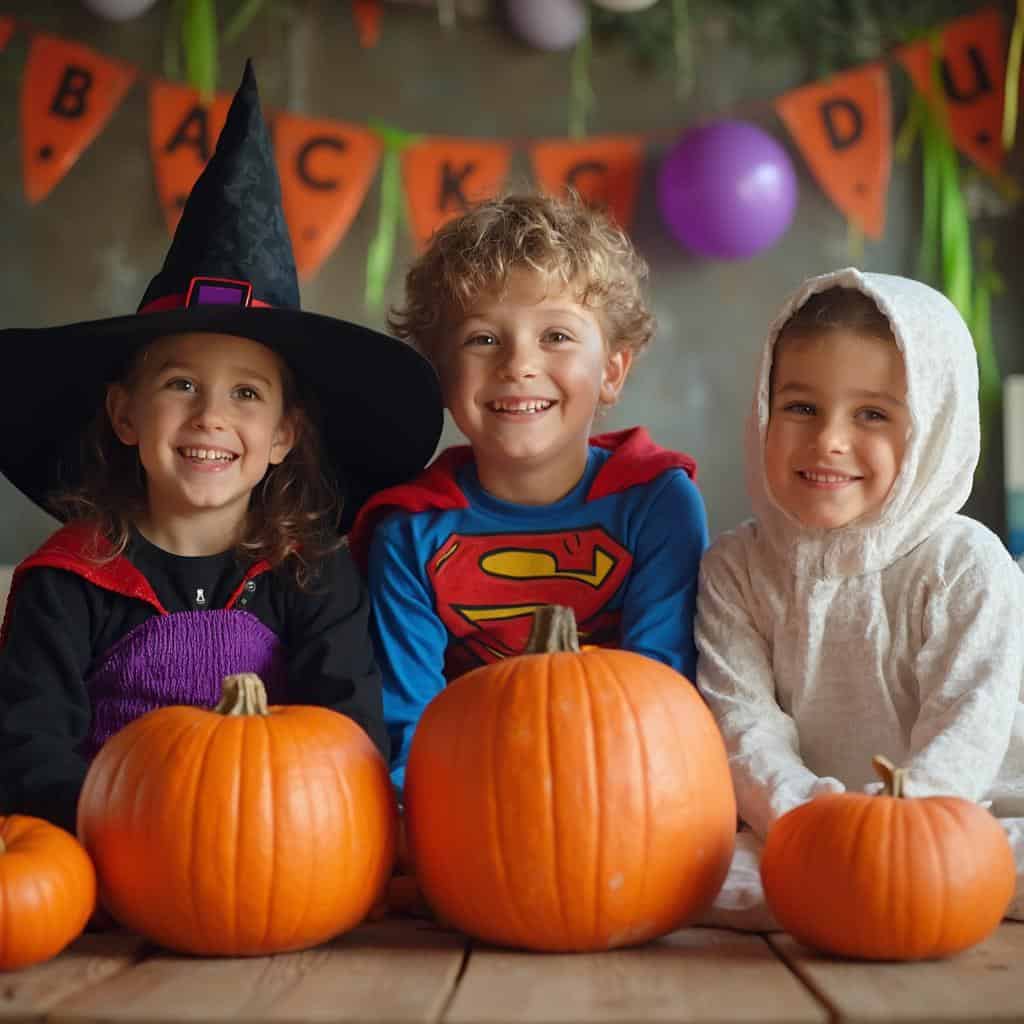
182,0,218,99
224,0,268,43
672,0,693,101
568,8,593,139
1004,0,1024,151
364,121,420,316
972,238,1003,477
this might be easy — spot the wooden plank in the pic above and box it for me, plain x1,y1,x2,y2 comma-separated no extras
49,920,467,1024
445,927,828,1024
0,934,144,1023
769,922,1024,1023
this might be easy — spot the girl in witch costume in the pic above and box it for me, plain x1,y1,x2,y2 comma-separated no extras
0,62,443,835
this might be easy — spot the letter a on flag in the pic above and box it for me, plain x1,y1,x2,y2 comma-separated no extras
897,8,1005,175
274,113,382,278
403,138,511,250
149,79,230,234
528,135,645,230
775,64,891,239
20,34,136,203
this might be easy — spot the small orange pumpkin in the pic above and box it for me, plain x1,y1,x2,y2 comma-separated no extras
0,814,96,971
761,756,1015,960
77,673,396,956
405,606,736,952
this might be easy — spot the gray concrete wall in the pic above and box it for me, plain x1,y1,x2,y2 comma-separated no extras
1,0,1020,563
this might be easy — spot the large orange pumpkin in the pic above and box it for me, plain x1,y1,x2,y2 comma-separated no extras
761,756,1015,960
77,673,396,956
405,606,736,952
0,814,96,971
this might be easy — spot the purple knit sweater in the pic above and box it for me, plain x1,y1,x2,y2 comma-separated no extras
81,608,286,759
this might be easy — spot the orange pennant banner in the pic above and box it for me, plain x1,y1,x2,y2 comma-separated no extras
20,34,136,204
529,135,645,230
897,7,1005,175
274,113,383,278
403,138,512,249
0,16,14,51
149,80,231,234
775,64,891,239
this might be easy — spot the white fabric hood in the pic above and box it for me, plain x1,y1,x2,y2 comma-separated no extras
746,267,980,578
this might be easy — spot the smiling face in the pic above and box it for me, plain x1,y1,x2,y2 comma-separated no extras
438,267,633,504
764,328,910,530
106,332,296,545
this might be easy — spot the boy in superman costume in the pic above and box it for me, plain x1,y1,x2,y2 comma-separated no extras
349,193,708,791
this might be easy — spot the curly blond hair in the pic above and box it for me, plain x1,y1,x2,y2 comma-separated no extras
389,193,655,365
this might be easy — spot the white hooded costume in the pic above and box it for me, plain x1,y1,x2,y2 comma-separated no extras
696,268,1024,929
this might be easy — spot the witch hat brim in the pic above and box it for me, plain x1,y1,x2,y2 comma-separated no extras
0,61,442,533
0,308,442,533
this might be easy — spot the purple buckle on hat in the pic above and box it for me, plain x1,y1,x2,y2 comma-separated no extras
185,276,254,309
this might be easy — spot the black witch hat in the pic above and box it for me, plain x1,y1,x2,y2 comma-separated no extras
0,61,442,531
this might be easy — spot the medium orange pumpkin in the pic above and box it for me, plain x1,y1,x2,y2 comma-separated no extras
405,606,736,952
77,673,396,956
0,814,96,971
761,756,1015,960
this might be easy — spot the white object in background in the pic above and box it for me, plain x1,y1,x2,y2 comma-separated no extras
1005,375,1024,563
81,0,158,21
592,0,659,10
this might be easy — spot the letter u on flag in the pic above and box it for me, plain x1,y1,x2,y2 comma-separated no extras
20,34,136,203
402,138,512,250
775,63,891,239
897,7,1006,176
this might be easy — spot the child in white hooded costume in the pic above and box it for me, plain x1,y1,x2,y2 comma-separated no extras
696,268,1024,930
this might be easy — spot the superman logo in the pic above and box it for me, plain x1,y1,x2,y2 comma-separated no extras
428,527,631,671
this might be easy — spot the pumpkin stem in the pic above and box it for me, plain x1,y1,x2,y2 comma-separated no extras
872,754,905,798
525,605,581,655
214,673,270,717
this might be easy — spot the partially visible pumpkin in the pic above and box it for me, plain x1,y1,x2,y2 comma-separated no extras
77,673,396,956
405,605,736,952
0,815,96,971
761,756,1015,960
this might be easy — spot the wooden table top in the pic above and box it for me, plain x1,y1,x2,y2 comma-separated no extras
3,918,1023,1024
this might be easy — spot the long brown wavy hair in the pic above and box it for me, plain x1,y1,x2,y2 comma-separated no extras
51,336,343,589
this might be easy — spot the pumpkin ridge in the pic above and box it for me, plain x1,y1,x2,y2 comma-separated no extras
915,797,947,956
609,663,652,940
575,651,602,945
187,716,220,946
542,657,571,948
845,795,877,956
258,711,277,951
229,706,246,950
326,717,359,934
491,666,528,942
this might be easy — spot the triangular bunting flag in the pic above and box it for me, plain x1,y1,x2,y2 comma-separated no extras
402,138,512,249
274,112,383,278
897,7,1005,175
775,64,891,239
0,16,14,51
20,34,136,204
149,80,231,234
528,135,645,230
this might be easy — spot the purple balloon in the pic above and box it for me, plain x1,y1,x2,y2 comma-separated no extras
505,0,586,52
657,120,798,260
